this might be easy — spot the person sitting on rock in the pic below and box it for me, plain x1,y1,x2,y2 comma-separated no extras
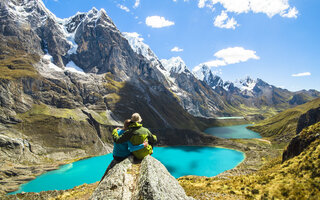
112,113,157,160
100,119,147,183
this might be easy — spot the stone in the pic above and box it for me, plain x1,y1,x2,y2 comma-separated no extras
90,156,193,200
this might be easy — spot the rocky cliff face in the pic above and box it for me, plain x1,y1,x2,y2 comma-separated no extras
160,57,227,117
0,0,228,194
90,156,193,200
296,107,320,134
282,107,320,161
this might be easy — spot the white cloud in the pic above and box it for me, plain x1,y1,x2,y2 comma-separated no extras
291,72,311,77
281,7,298,18
198,0,298,18
202,59,227,67
201,47,259,67
124,32,144,41
145,16,175,28
133,0,140,8
171,46,184,52
118,4,130,12
212,69,223,75
214,11,238,29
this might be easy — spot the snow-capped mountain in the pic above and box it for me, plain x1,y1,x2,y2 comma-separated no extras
190,63,316,109
2,1,320,195
192,64,223,89
4,0,57,27
2,0,319,123
122,32,157,62
160,57,192,75
121,33,224,116
122,32,169,79
193,64,260,94
234,76,257,92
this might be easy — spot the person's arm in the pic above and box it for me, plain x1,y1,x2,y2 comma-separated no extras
128,141,146,152
112,128,134,144
147,129,157,145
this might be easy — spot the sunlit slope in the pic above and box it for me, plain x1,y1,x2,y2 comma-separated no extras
179,122,320,200
247,97,320,143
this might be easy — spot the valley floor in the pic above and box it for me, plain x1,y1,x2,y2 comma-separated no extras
2,137,281,200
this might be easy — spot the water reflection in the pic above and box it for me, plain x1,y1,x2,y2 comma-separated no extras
204,124,261,139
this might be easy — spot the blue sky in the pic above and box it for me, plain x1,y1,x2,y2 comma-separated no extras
43,0,320,91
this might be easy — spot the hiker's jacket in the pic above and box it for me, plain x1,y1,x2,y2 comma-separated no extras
112,122,157,159
113,129,145,158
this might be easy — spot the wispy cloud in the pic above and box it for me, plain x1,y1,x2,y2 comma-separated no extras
145,16,175,28
200,47,260,67
171,46,184,52
281,7,298,18
133,0,140,8
291,72,311,77
198,0,298,18
117,4,130,12
214,11,238,29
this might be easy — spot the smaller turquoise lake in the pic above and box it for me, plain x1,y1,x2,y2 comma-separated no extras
10,146,244,194
204,124,261,139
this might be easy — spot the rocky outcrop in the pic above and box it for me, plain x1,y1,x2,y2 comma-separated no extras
282,108,320,162
296,107,320,134
90,156,193,200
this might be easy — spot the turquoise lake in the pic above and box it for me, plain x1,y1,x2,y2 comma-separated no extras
204,124,261,139
10,146,244,194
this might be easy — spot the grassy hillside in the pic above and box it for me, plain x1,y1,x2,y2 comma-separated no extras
14,104,113,154
179,122,320,200
0,38,40,80
247,97,320,143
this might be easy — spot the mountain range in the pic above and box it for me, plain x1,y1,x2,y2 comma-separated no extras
1,0,320,196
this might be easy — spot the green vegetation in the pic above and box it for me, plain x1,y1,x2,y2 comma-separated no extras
104,72,125,92
2,183,99,200
248,97,320,143
14,104,112,149
237,103,280,119
0,38,40,80
104,93,121,105
179,122,320,200
17,104,88,122
87,110,110,125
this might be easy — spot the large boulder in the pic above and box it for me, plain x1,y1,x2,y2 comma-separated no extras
90,156,193,200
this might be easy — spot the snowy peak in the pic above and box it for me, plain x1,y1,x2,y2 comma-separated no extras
192,64,211,81
63,12,86,33
4,0,58,27
192,64,223,88
234,76,257,91
122,32,158,62
80,7,118,31
160,57,190,75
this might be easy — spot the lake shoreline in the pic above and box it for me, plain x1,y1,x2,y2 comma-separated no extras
2,129,279,198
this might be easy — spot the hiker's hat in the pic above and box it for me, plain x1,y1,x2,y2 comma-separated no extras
131,113,142,123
